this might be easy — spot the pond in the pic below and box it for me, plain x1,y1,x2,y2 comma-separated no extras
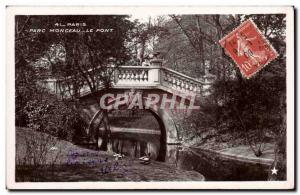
106,132,270,181
15,130,270,182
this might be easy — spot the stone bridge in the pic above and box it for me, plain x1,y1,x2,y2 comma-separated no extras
42,59,213,147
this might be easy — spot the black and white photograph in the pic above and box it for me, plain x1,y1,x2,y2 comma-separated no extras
6,6,295,190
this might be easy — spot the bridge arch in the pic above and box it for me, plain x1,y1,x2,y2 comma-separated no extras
42,62,209,160
43,64,208,145
86,94,180,159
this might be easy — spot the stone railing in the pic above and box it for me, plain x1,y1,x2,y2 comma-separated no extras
160,67,203,95
42,63,208,99
113,64,163,86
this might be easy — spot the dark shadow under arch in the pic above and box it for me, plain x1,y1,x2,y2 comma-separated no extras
143,109,167,161
105,108,167,161
86,94,179,161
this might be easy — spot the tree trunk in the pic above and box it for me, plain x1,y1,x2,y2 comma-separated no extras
87,91,111,151
139,39,146,65
268,130,286,180
268,94,286,180
99,109,111,151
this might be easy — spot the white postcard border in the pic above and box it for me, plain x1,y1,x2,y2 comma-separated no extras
6,6,295,190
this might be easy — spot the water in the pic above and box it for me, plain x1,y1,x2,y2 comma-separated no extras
15,130,270,182
108,132,270,181
110,132,161,160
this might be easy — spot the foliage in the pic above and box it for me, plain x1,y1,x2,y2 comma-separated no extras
127,17,169,65
157,15,239,78
159,14,286,161
16,129,59,166
16,127,63,182
15,15,134,99
24,91,85,141
50,15,134,97
172,100,218,140
212,75,285,156
15,15,134,149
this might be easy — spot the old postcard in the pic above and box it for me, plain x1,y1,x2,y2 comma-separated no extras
6,6,294,190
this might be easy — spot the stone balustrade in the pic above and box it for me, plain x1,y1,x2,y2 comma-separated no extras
42,65,207,99
116,67,149,83
161,68,203,95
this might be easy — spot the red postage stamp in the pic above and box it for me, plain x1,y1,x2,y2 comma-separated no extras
219,19,278,79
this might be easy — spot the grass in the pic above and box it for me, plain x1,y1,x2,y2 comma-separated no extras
15,127,204,182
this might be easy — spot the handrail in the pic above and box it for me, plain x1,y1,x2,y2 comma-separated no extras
120,66,206,85
161,67,205,85
118,65,161,69
44,66,204,82
41,64,211,99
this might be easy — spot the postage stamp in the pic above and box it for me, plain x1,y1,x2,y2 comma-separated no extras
219,19,278,79
6,6,294,190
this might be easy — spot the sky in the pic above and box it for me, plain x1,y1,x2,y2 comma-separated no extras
128,14,163,23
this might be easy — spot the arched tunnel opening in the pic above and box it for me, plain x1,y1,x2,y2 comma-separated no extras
94,108,167,162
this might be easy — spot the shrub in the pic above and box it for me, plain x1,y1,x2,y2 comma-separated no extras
24,92,85,141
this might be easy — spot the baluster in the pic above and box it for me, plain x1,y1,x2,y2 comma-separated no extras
185,82,189,90
130,70,133,79
172,77,176,86
197,85,201,93
140,70,144,81
165,72,170,82
189,83,194,91
164,72,168,81
118,70,123,79
123,71,127,79
138,70,141,81
166,73,171,84
127,71,131,80
134,71,137,81
181,80,185,89
168,77,172,85
177,79,181,88
137,71,141,81
143,71,148,81
132,71,136,80
193,84,197,92
127,71,130,80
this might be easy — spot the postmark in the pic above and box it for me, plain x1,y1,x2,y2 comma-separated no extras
219,19,278,79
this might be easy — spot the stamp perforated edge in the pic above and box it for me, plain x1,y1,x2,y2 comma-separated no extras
219,18,279,79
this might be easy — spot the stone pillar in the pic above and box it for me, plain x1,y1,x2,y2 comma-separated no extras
148,52,163,84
